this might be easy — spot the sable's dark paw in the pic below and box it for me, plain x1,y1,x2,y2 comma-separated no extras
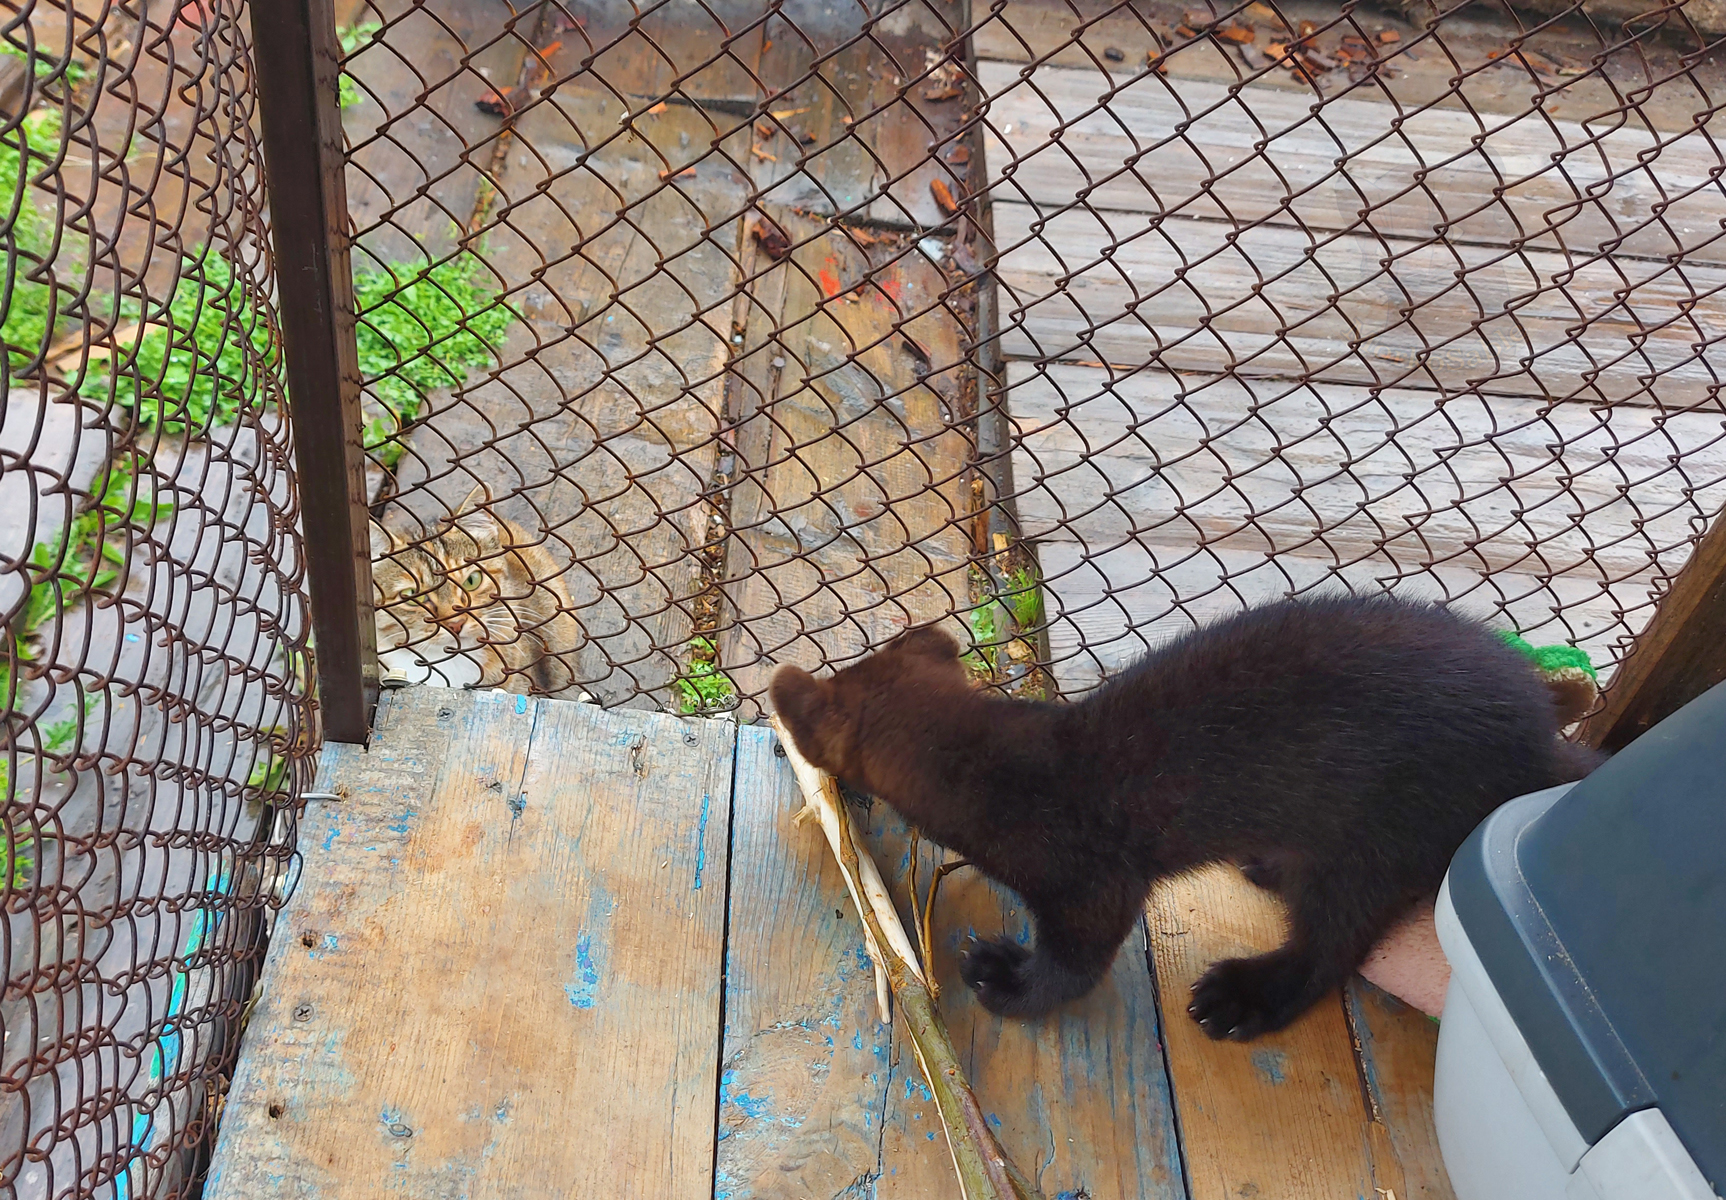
1187,955,1311,1042
959,938,1031,1014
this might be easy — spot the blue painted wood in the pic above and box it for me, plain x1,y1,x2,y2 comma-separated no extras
720,724,1190,1199
206,688,736,1199
716,724,891,1199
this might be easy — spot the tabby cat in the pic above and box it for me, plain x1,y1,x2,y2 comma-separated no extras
371,492,585,696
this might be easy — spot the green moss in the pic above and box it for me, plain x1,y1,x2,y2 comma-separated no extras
675,637,737,714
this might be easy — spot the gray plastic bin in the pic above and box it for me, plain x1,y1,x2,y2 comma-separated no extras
1434,680,1726,1200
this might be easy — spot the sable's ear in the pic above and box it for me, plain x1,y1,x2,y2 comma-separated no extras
770,664,834,764
894,625,960,661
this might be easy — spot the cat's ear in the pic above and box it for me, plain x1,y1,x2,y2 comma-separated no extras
454,482,489,517
894,625,961,661
770,665,840,769
369,520,401,558
451,483,501,544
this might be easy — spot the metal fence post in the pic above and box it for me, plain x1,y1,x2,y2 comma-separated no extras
1583,513,1726,751
250,0,377,743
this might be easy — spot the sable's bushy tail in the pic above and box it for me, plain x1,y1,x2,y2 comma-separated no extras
1551,737,1607,786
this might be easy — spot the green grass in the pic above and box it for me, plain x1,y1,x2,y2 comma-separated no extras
675,637,736,714
352,254,516,466
41,693,97,755
338,22,382,110
1002,565,1045,631
78,249,279,432
2,829,33,890
1,41,88,88
76,247,514,461
6,460,173,712
1,107,65,377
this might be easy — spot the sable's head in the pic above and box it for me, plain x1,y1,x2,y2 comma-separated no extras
770,626,967,778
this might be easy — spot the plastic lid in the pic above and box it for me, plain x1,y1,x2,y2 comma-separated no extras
1447,680,1726,1186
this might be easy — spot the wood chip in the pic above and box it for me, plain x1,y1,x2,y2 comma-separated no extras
750,144,778,162
1298,19,1316,36
1175,24,1197,38
1377,28,1400,43
474,87,522,117
1218,22,1256,42
1246,1,1279,20
1147,50,1170,73
646,101,667,114
922,82,964,101
945,143,971,166
1184,8,1217,29
930,177,960,216
1104,46,1125,62
657,165,697,181
1238,43,1271,69
753,221,792,260
756,121,774,138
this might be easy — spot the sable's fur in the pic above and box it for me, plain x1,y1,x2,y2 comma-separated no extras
770,596,1602,1040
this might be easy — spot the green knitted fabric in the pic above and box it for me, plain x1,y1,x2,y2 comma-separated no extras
1496,630,1598,681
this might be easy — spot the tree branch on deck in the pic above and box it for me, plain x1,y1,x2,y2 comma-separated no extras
772,717,1045,1200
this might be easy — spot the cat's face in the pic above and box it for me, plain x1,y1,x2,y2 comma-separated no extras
770,626,966,780
370,513,510,644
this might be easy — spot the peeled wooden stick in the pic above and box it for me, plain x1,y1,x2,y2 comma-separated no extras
772,717,1045,1200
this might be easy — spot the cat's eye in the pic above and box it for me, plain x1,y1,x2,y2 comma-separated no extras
464,570,484,590
395,585,417,600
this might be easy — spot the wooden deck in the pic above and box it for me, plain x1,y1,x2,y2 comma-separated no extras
208,686,1452,1199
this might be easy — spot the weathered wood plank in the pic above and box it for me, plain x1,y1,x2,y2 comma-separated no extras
979,59,1726,265
993,200,1726,405
1009,361,1726,695
872,818,1187,1200
207,688,736,1199
1347,978,1458,1200
1148,866,1379,1200
383,41,756,703
1010,362,1726,581
1033,536,1638,698
718,725,1188,1199
716,724,893,1200
717,206,976,713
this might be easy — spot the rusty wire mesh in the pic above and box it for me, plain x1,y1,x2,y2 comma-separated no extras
1,2,314,1196
346,0,1726,721
7,0,1726,1190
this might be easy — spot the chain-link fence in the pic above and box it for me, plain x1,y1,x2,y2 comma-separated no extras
1,2,314,1196
342,0,1726,722
6,0,1726,1194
